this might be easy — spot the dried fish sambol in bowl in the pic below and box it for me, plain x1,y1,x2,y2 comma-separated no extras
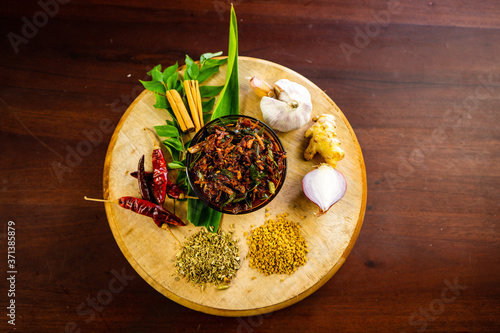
186,115,287,214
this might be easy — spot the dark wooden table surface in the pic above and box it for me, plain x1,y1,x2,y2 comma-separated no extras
1,0,499,332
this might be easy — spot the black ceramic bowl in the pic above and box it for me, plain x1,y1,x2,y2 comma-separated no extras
186,115,287,215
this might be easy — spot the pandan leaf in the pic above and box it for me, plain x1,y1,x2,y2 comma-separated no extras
187,5,239,232
210,5,239,120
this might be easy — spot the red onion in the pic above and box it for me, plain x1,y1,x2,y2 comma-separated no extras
302,164,347,215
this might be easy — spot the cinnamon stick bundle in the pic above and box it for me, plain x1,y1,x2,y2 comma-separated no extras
166,89,195,132
184,80,205,132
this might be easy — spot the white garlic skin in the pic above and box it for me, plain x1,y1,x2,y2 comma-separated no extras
260,79,312,132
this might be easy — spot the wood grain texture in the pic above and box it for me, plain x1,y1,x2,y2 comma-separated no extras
103,57,366,316
1,0,499,331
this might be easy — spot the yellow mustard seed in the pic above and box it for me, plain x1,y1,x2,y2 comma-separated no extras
246,213,308,276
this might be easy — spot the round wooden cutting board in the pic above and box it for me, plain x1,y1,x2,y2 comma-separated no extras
103,57,366,316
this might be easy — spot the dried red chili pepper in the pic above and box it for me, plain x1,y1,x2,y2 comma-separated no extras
118,196,185,226
151,146,168,204
166,183,185,199
84,196,185,227
130,170,153,181
144,130,170,204
137,155,156,203
130,171,186,200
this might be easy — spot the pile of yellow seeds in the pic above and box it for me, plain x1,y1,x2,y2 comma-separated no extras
247,213,308,275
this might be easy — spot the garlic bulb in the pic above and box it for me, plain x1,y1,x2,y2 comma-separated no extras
260,79,312,132
249,76,274,98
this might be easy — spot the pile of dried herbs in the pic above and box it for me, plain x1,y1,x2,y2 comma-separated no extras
175,229,240,290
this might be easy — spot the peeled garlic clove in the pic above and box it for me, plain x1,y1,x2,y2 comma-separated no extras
302,164,346,216
260,79,312,132
249,76,274,98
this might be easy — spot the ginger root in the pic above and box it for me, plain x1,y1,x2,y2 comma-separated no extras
304,114,344,168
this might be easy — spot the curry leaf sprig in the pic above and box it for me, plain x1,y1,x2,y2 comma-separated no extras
139,52,228,194
140,52,227,126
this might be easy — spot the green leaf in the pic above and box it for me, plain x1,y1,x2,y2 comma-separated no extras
166,72,179,90
203,113,212,124
197,65,221,83
184,69,192,81
211,5,239,119
176,168,188,188
200,85,224,98
221,192,236,209
202,57,228,69
168,161,185,169
147,64,163,82
249,164,259,180
162,62,178,82
154,124,179,138
175,82,183,94
185,54,195,67
187,64,199,81
202,98,215,113
219,169,233,179
233,193,248,203
163,137,184,152
200,51,223,64
162,140,180,162
166,117,181,131
187,196,222,232
140,80,166,94
153,93,168,110
185,55,199,80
